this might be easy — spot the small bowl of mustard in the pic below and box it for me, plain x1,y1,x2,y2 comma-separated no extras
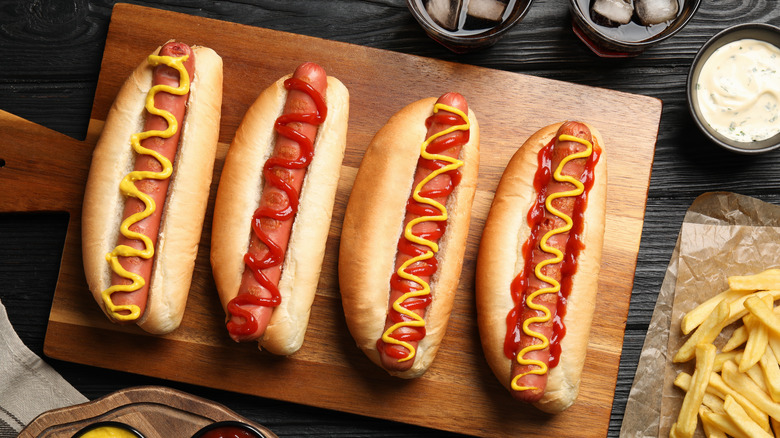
72,421,145,438
687,23,780,154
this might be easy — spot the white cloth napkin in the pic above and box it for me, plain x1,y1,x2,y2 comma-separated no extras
0,299,87,435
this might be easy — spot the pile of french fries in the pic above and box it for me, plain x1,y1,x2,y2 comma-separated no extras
671,268,780,438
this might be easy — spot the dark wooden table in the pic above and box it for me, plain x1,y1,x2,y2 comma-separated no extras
1,1,778,436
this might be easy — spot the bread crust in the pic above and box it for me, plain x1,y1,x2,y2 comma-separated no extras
339,97,480,378
81,45,223,335
475,122,607,413
210,74,349,355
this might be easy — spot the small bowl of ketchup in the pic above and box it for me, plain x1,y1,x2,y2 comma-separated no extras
191,421,272,438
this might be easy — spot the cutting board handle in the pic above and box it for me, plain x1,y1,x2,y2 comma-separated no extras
0,109,96,214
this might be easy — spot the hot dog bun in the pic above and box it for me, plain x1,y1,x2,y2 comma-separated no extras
339,96,479,378
82,44,223,335
210,72,349,355
476,122,607,413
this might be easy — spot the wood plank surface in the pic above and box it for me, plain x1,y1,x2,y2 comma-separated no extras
0,3,660,437
18,385,277,438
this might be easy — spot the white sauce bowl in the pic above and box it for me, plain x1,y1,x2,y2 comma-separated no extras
687,23,780,154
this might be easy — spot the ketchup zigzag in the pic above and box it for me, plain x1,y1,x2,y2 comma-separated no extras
102,53,191,321
226,77,327,337
511,134,593,392
380,103,470,362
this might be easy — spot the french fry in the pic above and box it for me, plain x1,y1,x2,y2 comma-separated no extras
746,295,780,338
713,350,742,372
699,409,750,438
724,395,774,438
681,288,752,335
675,300,729,363
674,372,726,414
722,360,780,422
669,422,679,438
675,343,717,438
708,371,770,430
742,313,769,372
703,393,726,416
723,290,780,328
769,332,780,364
760,348,780,403
723,324,748,353
674,371,692,388
745,361,770,394
699,406,728,438
731,351,771,393
769,305,780,365
728,269,780,291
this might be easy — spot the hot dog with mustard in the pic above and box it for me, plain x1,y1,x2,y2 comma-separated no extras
476,121,607,413
340,92,479,378
82,41,223,335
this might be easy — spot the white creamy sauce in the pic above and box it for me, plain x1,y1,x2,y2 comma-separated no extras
696,38,780,142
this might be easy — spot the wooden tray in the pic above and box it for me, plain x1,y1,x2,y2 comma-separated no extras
0,3,661,437
18,386,277,438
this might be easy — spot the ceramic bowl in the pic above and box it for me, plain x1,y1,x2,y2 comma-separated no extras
72,421,145,438
191,421,270,438
687,23,780,154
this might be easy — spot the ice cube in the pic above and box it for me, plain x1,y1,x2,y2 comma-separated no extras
591,0,633,26
426,0,463,31
466,0,507,22
635,0,678,25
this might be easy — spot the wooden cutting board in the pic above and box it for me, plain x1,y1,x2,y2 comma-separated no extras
0,3,661,437
18,386,277,438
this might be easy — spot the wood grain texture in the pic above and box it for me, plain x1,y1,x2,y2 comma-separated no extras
18,386,277,438
3,1,775,437
0,4,658,437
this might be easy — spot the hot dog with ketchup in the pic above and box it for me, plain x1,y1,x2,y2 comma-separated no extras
82,41,223,335
476,121,607,413
210,62,349,355
340,93,479,378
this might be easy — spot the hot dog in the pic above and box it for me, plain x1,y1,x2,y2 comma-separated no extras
82,41,223,334
476,121,607,413
210,62,349,355
339,93,479,378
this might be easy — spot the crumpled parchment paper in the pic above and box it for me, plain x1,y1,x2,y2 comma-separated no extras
620,191,780,438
